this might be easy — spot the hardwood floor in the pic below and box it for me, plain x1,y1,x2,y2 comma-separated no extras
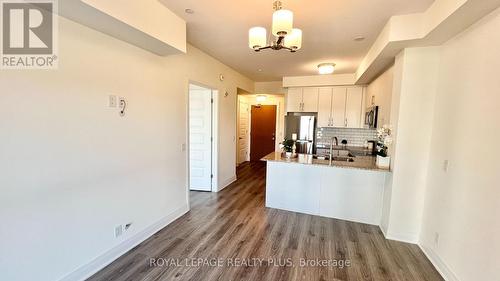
88,161,443,281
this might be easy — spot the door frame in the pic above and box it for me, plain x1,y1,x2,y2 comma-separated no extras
237,97,250,165
187,81,219,196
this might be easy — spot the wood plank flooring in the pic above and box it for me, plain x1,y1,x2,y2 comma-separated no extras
88,161,444,281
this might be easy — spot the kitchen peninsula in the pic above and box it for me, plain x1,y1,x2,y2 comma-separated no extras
262,149,390,225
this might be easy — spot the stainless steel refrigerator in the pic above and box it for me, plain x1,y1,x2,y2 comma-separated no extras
285,113,317,155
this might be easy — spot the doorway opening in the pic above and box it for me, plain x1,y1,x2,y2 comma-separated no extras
237,91,285,165
188,83,218,192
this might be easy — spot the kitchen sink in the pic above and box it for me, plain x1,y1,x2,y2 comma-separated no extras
313,150,355,162
331,157,355,162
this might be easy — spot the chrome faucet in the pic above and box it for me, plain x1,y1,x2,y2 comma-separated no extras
329,137,338,165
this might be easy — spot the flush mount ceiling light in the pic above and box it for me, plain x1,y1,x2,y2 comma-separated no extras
318,63,336,75
248,1,302,53
256,95,267,103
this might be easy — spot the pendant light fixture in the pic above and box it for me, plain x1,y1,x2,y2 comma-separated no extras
249,1,302,52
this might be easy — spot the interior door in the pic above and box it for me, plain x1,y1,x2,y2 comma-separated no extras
345,87,364,128
302,87,319,112
250,105,277,161
317,87,333,127
238,100,250,164
332,87,347,127
286,88,303,112
189,87,212,191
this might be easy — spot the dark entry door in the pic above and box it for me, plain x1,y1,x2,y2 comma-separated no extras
250,105,277,161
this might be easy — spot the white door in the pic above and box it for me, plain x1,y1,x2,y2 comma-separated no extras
238,100,249,164
345,87,364,128
189,86,212,191
317,87,333,127
302,87,319,112
286,88,303,112
332,87,347,127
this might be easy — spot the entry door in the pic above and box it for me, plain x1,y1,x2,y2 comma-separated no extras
238,100,250,164
250,105,277,161
189,87,212,191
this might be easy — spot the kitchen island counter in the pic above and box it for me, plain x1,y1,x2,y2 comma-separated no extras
262,151,389,225
261,151,390,172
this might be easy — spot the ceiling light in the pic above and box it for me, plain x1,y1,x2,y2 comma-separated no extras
256,95,267,103
318,63,336,75
184,8,194,14
354,36,365,41
284,28,302,51
249,27,267,49
272,9,293,36
248,1,302,53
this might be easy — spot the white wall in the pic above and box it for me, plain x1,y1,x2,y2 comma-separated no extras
419,8,500,281
366,65,394,126
0,16,253,281
254,81,286,95
381,47,440,242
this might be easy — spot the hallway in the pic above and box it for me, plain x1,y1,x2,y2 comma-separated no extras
88,162,443,281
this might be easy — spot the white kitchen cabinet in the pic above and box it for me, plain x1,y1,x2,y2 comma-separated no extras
317,87,333,127
345,87,364,128
286,88,303,112
286,87,319,112
302,87,319,112
315,86,365,128
331,87,347,127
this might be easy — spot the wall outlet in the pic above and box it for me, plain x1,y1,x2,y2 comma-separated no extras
434,232,440,246
114,225,123,237
108,95,117,108
181,143,186,152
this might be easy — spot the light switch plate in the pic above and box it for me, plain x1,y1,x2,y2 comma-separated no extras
108,95,117,108
443,160,449,172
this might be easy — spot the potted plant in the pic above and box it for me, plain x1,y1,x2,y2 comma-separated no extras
280,139,295,158
376,125,393,169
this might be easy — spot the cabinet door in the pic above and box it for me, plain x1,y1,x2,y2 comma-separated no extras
331,87,347,127
317,88,333,127
302,87,319,112
286,88,303,112
345,87,364,128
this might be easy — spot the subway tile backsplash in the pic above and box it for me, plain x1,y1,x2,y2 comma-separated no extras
317,127,378,147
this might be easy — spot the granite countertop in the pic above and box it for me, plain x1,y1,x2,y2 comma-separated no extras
261,150,390,172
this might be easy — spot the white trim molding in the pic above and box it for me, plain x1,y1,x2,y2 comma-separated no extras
419,245,460,281
216,175,237,192
59,204,189,281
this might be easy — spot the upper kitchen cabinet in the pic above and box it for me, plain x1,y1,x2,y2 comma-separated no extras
317,88,333,127
286,88,319,112
345,87,364,128
315,86,366,128
59,0,187,56
286,88,304,112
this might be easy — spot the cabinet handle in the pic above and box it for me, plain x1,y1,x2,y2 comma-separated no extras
345,118,348,127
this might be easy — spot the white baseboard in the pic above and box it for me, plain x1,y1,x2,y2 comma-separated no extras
215,175,236,192
419,244,460,281
379,226,418,244
59,204,189,281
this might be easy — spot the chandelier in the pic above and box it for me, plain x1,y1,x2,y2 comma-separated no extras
248,1,302,52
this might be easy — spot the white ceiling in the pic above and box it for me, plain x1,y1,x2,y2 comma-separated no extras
160,0,435,82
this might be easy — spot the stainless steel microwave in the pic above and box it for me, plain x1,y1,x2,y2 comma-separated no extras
365,106,379,129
